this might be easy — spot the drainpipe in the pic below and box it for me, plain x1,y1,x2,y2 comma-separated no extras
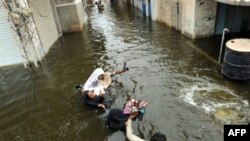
218,28,229,64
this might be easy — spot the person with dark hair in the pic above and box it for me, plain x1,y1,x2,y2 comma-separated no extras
81,90,106,109
150,132,167,141
76,67,128,108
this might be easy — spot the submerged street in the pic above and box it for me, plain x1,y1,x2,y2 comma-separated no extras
0,1,249,140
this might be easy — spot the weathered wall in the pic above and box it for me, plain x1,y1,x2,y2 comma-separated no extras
133,0,142,10
193,0,217,38
31,0,59,54
151,0,171,27
76,1,88,29
55,0,88,33
0,0,88,67
127,0,218,39
151,0,196,38
179,0,196,38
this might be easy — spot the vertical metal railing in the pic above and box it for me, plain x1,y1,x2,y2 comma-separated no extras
218,28,229,64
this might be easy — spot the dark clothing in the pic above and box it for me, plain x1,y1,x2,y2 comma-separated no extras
81,93,104,106
105,108,129,131
81,93,113,108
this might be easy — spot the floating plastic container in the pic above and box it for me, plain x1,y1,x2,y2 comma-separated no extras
222,38,250,80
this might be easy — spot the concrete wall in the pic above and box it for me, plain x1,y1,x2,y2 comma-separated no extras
150,0,196,38
55,0,88,33
127,0,218,39
0,0,88,67
29,0,88,66
193,0,217,38
31,0,59,54
133,0,142,10
76,1,88,29
151,0,170,26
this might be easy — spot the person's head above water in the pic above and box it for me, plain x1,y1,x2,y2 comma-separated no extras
83,90,96,99
150,132,167,141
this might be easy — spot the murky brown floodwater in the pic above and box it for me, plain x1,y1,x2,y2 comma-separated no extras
0,0,249,140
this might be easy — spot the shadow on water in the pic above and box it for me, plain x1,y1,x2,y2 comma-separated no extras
191,32,250,63
191,32,250,102
0,0,249,140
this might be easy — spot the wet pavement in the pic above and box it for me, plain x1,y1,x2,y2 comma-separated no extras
0,0,249,140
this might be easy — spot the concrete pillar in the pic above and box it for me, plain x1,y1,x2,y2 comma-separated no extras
53,0,88,33
179,0,194,38
193,0,217,38
151,0,190,32
151,0,218,39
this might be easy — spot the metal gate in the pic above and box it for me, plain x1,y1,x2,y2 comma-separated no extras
0,4,22,67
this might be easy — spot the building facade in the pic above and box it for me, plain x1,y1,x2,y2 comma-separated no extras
124,0,250,39
0,0,88,67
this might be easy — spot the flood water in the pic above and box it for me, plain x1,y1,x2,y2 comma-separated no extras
0,1,250,140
